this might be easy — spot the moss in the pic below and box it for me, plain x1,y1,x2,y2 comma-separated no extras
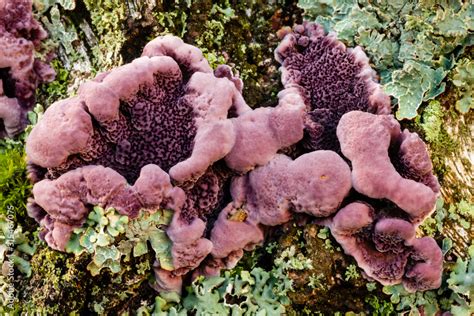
19,247,87,314
405,81,472,203
188,1,302,108
17,243,154,314
413,101,458,181
37,59,71,106
0,143,31,220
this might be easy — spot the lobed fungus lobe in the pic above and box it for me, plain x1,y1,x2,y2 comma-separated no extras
329,202,442,292
25,36,247,273
24,23,445,296
29,164,184,251
336,111,439,223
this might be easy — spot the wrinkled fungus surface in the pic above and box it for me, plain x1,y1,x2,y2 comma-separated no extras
26,37,242,228
329,202,442,292
0,0,54,138
205,150,351,275
25,35,309,290
275,22,390,152
25,27,443,294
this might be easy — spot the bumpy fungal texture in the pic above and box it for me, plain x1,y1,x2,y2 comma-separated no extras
26,37,243,226
166,207,212,275
26,34,321,293
142,35,213,76
403,237,444,292
337,111,439,223
26,37,245,288
24,28,444,295
274,22,391,152
329,202,442,292
28,164,184,251
0,0,55,138
152,265,184,294
205,151,351,275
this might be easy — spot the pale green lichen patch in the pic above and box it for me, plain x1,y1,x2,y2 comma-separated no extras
450,57,474,113
16,206,167,314
0,216,36,278
138,247,299,316
66,206,174,276
34,0,76,13
299,0,473,120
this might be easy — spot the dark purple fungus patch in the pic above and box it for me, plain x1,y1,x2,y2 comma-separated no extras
25,37,247,283
274,22,390,152
0,0,55,138
26,38,242,225
403,237,443,292
336,111,439,224
25,35,309,291
329,202,442,292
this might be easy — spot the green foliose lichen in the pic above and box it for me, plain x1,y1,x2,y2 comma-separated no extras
33,0,76,13
18,205,169,315
418,197,473,238
139,248,298,316
37,3,93,88
448,245,474,298
450,57,474,113
0,216,36,278
66,206,174,276
299,0,473,119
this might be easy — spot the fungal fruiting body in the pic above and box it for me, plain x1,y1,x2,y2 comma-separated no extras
26,23,442,294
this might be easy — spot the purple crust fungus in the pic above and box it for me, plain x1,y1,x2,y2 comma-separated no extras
336,111,440,224
24,23,444,294
329,202,442,292
28,164,185,251
274,22,391,152
26,36,241,283
204,150,352,275
25,35,310,290
0,0,55,138
224,85,306,173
